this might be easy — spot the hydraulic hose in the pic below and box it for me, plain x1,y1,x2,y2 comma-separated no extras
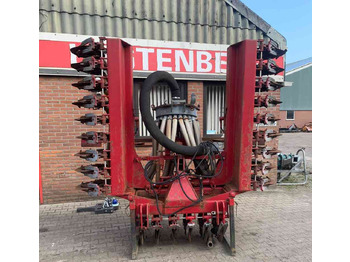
140,71,206,156
193,119,201,145
171,116,178,142
184,117,197,146
178,116,191,146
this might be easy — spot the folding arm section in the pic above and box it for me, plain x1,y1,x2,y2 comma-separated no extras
107,39,134,195
224,40,257,192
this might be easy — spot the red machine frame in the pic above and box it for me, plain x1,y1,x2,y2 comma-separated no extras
105,38,257,257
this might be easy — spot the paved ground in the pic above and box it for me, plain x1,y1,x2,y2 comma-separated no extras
40,133,312,261
278,133,312,173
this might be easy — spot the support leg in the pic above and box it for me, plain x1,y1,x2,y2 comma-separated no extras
225,204,236,255
130,209,139,260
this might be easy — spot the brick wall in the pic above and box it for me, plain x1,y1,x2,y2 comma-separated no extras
40,76,106,204
187,81,204,137
279,110,312,129
39,76,280,204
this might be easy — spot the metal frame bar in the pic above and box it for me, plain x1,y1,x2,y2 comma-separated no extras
107,38,135,195
103,39,258,259
277,148,308,185
222,40,257,191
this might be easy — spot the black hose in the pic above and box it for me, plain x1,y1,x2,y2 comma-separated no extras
140,71,206,156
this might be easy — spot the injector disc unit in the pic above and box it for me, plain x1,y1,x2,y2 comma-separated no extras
153,100,199,119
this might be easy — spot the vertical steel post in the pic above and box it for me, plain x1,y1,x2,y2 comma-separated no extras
228,203,236,255
224,40,257,191
39,152,43,204
107,39,134,195
130,207,139,260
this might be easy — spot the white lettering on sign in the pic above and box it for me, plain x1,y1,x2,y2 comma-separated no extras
135,48,155,70
39,34,284,75
157,49,172,71
215,52,227,73
69,44,77,64
197,51,212,72
175,50,194,72
39,39,240,74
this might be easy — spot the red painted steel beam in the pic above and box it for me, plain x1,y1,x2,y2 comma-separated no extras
133,200,229,216
107,39,134,195
223,40,257,192
131,190,235,216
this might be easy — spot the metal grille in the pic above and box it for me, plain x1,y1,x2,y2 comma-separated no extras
134,81,187,137
205,83,226,135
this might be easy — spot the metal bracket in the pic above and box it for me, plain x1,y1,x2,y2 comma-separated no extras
277,148,308,185
76,198,119,213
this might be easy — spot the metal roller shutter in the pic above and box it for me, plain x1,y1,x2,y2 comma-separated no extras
134,80,187,137
204,82,226,136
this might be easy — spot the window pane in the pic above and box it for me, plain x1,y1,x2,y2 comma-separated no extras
286,110,294,120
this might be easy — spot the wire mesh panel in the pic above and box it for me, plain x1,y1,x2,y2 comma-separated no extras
205,83,226,135
134,80,187,137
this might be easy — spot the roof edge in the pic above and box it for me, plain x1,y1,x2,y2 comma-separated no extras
224,0,287,49
286,63,312,75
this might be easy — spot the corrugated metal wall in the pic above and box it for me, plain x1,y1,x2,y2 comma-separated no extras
39,0,285,47
280,66,312,111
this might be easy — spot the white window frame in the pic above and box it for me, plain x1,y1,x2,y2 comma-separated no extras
286,110,295,120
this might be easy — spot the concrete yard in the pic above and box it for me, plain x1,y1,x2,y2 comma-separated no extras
39,133,312,262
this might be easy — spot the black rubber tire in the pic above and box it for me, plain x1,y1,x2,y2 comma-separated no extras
140,71,205,156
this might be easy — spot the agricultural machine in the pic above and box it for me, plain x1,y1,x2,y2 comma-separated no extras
70,37,286,258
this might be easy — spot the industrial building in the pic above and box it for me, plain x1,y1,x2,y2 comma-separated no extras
279,57,312,129
39,0,286,203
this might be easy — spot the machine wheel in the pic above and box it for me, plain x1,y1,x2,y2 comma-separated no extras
188,227,192,242
139,230,144,246
217,223,228,242
198,215,204,237
199,225,203,237
171,228,177,244
155,229,160,245
203,225,208,240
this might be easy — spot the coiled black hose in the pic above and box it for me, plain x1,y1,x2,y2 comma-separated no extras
140,71,206,156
